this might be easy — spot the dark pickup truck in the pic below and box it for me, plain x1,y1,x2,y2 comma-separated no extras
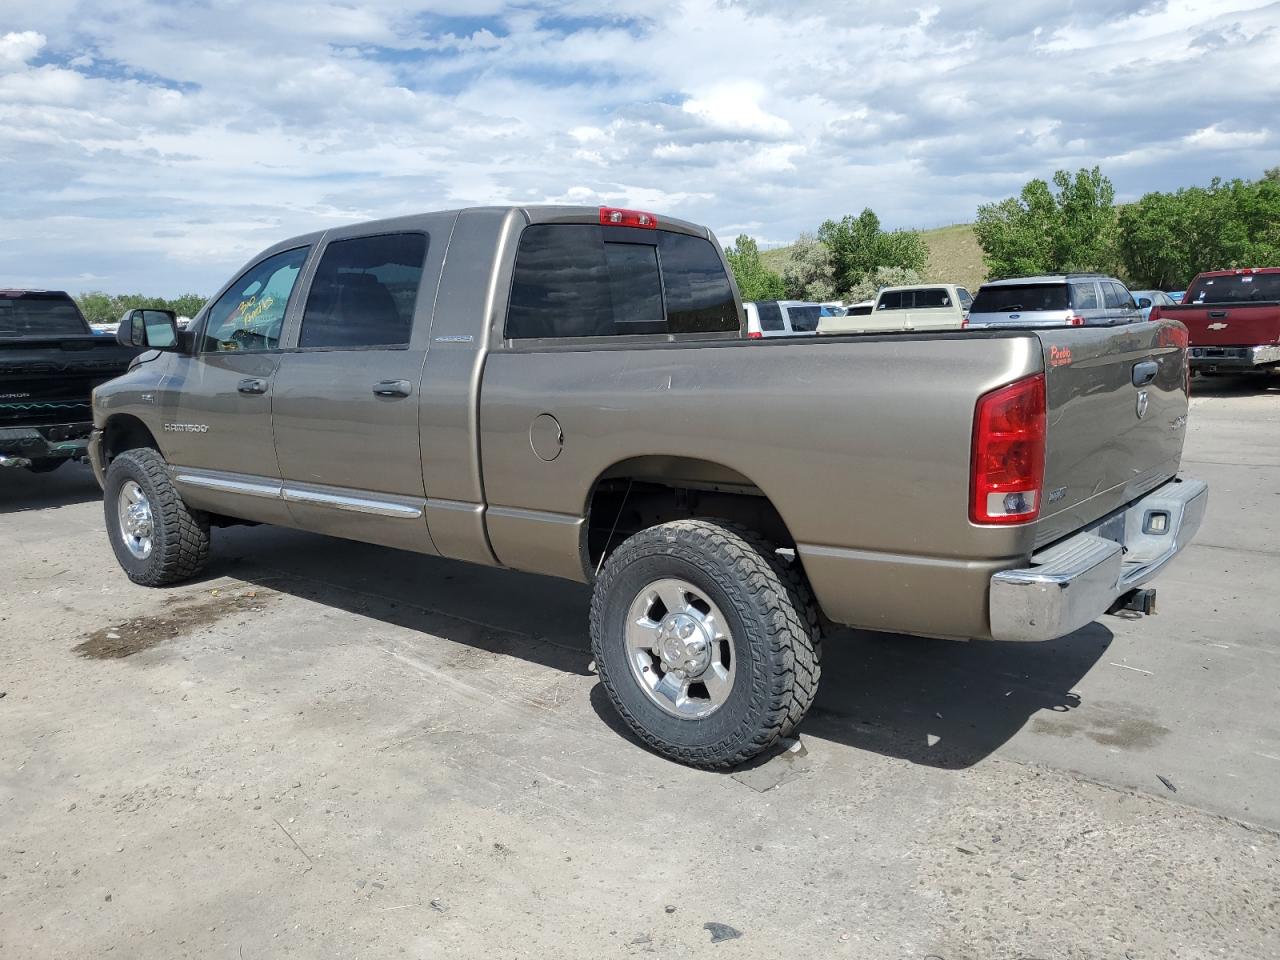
1150,268,1280,376
0,290,141,472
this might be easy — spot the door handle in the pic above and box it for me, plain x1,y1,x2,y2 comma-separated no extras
1132,360,1159,387
1208,310,1228,318
373,379,412,398
238,378,268,395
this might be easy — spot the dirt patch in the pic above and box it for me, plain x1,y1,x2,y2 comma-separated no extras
74,589,274,660
1030,712,1170,750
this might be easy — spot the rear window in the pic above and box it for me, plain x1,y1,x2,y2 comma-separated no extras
755,301,784,331
970,284,1069,313
1186,273,1280,304
0,293,87,337
785,305,821,332
847,304,873,317
506,225,737,339
657,232,737,333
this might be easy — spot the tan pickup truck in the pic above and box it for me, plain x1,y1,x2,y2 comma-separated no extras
90,205,1207,768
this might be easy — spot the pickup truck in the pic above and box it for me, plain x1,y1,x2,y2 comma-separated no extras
818,283,971,335
1150,267,1280,375
88,205,1207,769
1,289,141,472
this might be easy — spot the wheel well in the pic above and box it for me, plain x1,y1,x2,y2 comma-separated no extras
585,456,795,572
102,415,161,464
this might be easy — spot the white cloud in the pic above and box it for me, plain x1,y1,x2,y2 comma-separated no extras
0,30,45,68
0,1,1277,294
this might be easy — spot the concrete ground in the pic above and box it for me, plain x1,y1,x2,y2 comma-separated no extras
1,381,1278,959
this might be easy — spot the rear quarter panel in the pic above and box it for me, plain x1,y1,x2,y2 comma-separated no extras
479,333,1045,638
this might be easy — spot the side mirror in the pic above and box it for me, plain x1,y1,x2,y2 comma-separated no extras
1137,297,1152,309
117,308,179,350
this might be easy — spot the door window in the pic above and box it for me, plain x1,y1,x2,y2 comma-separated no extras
201,247,309,353
299,233,428,349
1069,282,1100,310
785,305,821,331
1103,282,1128,309
877,291,904,310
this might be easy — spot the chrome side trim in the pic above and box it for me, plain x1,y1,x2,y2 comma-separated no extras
486,504,580,526
174,471,283,500
282,486,424,519
426,497,484,515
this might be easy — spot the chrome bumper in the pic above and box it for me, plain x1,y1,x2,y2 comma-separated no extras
1190,345,1280,369
989,476,1208,642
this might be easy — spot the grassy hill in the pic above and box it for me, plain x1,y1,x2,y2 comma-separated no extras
758,223,988,294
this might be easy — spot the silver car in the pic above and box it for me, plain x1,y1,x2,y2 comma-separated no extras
966,274,1141,328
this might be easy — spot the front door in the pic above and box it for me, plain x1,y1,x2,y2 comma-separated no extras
160,245,312,524
271,228,441,553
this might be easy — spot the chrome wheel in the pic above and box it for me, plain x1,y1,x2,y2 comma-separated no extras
625,578,735,720
117,480,155,560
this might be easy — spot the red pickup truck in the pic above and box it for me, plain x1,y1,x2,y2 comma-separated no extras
1150,267,1280,376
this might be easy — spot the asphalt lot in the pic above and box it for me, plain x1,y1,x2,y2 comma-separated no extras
2,379,1278,958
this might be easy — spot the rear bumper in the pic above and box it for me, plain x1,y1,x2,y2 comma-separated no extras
0,423,93,467
1189,345,1280,370
989,476,1207,642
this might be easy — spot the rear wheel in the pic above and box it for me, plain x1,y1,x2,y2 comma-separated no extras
103,448,210,586
590,519,820,769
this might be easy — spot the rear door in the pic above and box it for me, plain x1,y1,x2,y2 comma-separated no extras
271,225,447,552
1032,320,1189,546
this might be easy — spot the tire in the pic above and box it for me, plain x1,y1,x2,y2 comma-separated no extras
590,519,821,769
26,457,66,474
103,448,210,586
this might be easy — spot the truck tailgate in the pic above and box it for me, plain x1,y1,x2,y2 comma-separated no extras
0,337,136,429
1153,302,1280,346
1033,320,1188,547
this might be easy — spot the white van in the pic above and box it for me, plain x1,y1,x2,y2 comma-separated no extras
744,300,823,339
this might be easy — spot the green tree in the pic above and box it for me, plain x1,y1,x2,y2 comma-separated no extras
817,208,927,295
169,293,208,319
975,167,1118,278
723,235,786,301
1117,174,1280,288
75,291,210,324
781,233,836,301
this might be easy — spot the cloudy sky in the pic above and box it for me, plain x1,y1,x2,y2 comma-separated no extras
1,0,1276,296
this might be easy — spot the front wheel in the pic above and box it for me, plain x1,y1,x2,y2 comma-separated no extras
103,448,210,586
590,519,820,769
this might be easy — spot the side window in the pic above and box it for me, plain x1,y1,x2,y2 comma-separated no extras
657,232,737,333
915,288,950,308
786,305,821,332
1102,282,1127,309
877,291,904,310
959,288,973,309
756,301,785,331
1070,282,1100,310
201,247,309,353
299,233,428,349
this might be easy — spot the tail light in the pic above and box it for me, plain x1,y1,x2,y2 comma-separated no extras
1065,315,1085,326
747,330,763,340
970,373,1046,525
599,207,658,229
